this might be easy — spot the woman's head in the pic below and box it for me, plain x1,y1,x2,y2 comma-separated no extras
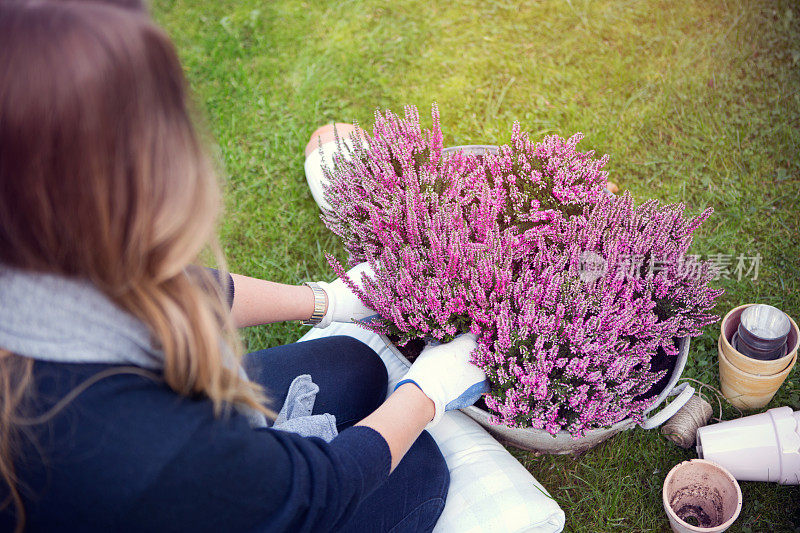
0,4,268,529
0,1,216,288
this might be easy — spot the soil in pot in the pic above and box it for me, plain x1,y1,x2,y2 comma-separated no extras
635,339,680,402
387,334,425,362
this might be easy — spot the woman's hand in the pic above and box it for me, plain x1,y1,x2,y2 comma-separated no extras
315,262,379,328
395,334,489,428
355,334,488,471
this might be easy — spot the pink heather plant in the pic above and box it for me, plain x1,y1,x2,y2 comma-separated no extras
480,125,609,255
321,105,512,341
321,104,721,436
473,193,722,436
322,104,608,343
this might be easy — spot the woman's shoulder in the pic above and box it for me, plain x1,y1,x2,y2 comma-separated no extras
29,359,215,430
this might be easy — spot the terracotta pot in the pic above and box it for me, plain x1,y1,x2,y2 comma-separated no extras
718,339,797,410
719,304,798,376
662,459,742,533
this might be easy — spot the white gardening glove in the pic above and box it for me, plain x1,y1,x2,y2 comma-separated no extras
395,333,489,428
315,262,380,328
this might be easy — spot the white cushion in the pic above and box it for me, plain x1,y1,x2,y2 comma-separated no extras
297,322,565,533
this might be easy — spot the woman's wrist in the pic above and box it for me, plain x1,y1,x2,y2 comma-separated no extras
394,382,435,423
301,282,329,326
355,382,436,472
229,274,321,327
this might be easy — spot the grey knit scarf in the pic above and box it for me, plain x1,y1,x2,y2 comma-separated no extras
0,266,275,427
0,265,340,440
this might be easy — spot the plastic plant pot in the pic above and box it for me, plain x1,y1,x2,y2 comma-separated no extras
696,406,800,484
735,304,791,360
662,459,742,533
731,332,786,361
719,304,798,376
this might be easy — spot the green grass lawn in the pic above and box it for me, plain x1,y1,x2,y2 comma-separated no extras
153,0,800,530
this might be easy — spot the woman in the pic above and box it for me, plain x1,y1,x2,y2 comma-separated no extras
0,3,486,532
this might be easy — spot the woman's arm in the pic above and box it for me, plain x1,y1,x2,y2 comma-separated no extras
229,273,315,328
358,334,486,471
357,383,435,471
228,263,376,329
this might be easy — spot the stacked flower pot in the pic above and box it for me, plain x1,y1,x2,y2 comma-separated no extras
718,304,798,410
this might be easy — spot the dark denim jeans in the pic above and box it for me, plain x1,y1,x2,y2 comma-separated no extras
243,336,450,533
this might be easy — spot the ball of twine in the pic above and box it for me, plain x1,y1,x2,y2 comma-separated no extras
660,395,713,448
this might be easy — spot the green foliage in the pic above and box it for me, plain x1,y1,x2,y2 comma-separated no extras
152,0,800,530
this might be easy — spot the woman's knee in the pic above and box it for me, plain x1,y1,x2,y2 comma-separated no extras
386,431,450,532
305,123,363,157
407,431,450,503
274,336,387,426
326,336,387,384
242,336,387,411
320,336,388,417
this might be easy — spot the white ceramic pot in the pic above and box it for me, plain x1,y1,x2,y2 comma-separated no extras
379,334,694,454
696,406,800,484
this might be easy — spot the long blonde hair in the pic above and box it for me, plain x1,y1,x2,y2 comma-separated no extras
0,3,270,529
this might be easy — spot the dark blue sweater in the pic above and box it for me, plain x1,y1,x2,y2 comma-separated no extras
0,360,391,532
